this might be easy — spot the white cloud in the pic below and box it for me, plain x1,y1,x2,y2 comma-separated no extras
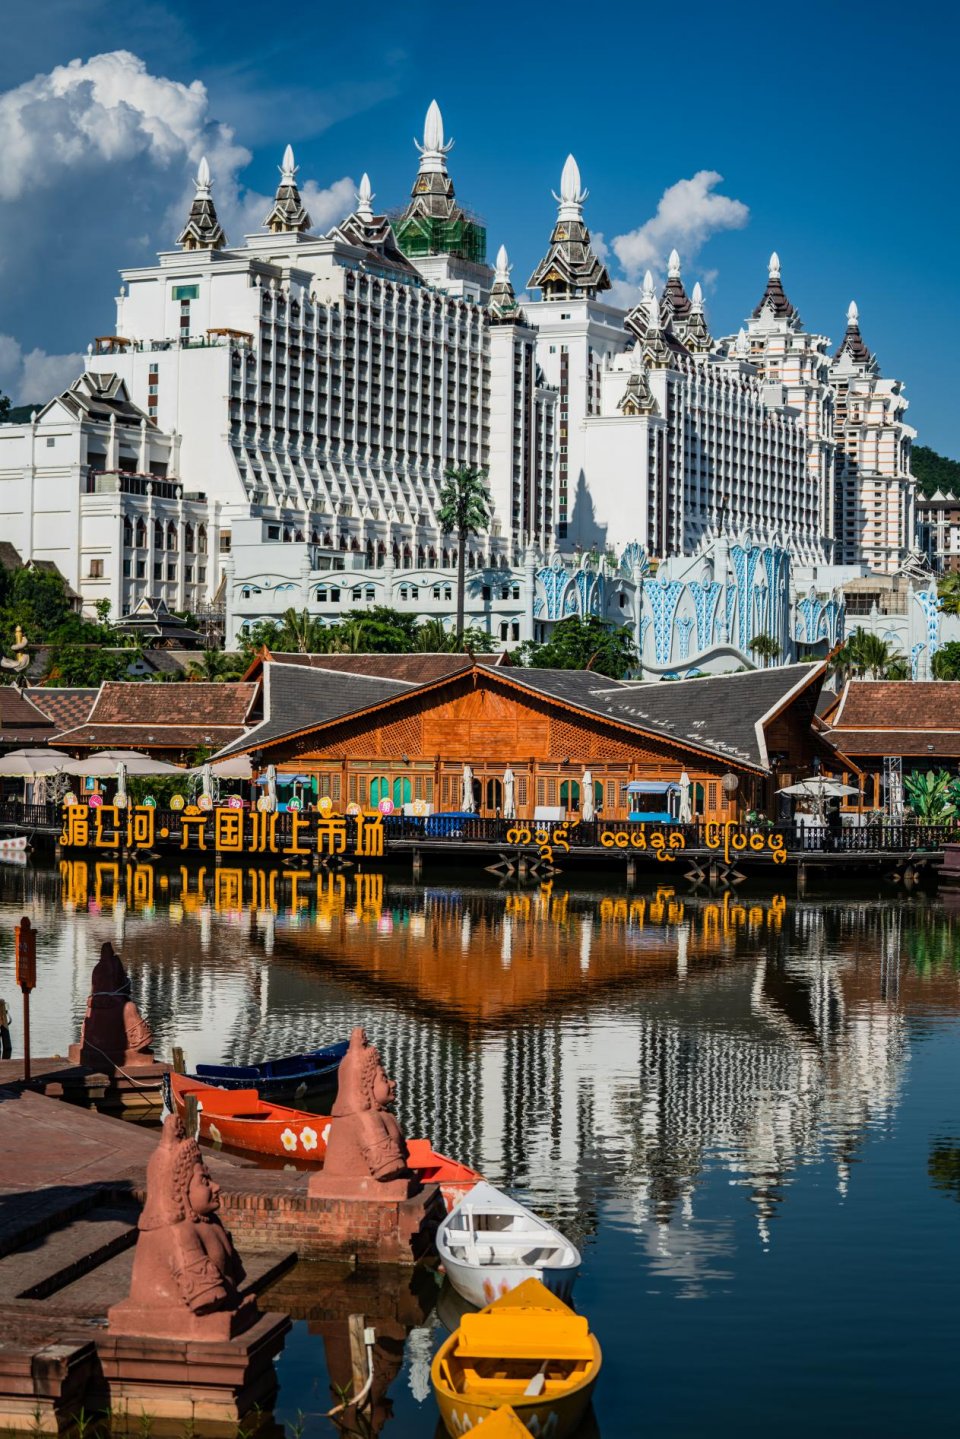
0,50,358,400
0,335,84,405
612,171,749,279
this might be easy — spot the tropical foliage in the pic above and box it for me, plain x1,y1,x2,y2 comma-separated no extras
517,615,638,679
437,465,490,639
0,568,139,686
749,633,781,666
912,444,960,499
902,769,959,824
831,627,905,681
931,640,960,680
238,605,497,660
936,572,960,617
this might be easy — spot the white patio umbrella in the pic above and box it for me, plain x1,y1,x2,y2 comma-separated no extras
201,754,253,780
71,751,187,778
581,770,595,822
777,778,859,799
461,763,475,813
0,748,73,776
679,771,693,823
502,768,516,820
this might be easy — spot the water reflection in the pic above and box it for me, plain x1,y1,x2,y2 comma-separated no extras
0,861,957,1434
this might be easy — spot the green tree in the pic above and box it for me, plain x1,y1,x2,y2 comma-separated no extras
437,465,490,640
903,769,959,824
749,633,781,667
833,627,902,681
518,615,638,679
413,617,496,653
337,605,420,653
932,641,960,680
186,648,247,681
0,390,10,422
42,643,136,686
937,572,960,617
912,444,960,499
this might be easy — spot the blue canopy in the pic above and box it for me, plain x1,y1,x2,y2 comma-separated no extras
624,781,680,795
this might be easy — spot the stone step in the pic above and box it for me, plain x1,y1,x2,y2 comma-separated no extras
0,1204,140,1301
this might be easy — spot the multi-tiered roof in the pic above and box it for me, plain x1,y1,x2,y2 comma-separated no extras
177,157,226,251
528,155,610,299
394,101,486,265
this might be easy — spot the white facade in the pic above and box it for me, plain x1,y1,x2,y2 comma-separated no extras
830,302,917,572
0,373,219,618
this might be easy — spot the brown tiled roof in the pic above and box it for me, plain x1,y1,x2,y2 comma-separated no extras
831,681,960,731
82,681,258,726
827,730,960,758
53,724,248,751
25,688,98,729
0,687,57,743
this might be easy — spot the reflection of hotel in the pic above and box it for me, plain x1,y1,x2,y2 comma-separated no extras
14,864,940,1277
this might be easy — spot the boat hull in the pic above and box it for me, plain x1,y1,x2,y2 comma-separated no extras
192,1039,348,1100
441,1254,579,1309
434,1379,596,1439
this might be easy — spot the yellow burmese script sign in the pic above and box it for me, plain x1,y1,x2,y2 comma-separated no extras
60,803,385,858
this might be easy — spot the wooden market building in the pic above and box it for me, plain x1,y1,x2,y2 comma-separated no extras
821,680,960,810
218,653,834,821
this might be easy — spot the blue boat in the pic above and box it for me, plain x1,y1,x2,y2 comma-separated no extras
189,1039,348,1099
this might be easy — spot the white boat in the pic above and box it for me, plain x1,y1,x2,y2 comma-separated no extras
436,1181,580,1308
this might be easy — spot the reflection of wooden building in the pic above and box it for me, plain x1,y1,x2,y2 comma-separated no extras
222,654,829,821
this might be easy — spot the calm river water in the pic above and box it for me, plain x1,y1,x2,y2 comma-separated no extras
0,857,957,1437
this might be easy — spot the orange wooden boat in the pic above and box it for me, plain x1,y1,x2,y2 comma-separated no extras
167,1072,483,1208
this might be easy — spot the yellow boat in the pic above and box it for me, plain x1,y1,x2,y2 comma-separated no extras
431,1276,601,1438
470,1406,531,1435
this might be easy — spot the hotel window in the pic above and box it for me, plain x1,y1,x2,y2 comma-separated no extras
444,586,452,601
89,559,104,578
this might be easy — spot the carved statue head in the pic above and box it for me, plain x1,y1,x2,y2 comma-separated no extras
139,1114,222,1230
332,1026,397,1116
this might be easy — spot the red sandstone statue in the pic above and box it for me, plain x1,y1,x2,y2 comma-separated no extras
315,1027,415,1198
109,1113,257,1341
69,941,153,1068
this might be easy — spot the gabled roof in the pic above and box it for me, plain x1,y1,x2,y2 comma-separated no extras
215,662,416,758
0,687,58,745
490,663,826,772
216,657,825,773
25,688,98,730
52,680,259,752
830,680,960,732
241,650,475,684
37,372,156,431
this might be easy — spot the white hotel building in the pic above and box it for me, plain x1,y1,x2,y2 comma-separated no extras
0,103,918,641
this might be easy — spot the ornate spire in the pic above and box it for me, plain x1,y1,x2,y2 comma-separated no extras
489,244,523,324
356,173,374,223
833,298,876,369
685,280,712,353
263,144,311,234
528,155,610,300
415,100,454,175
396,100,486,265
734,327,750,358
177,156,226,251
618,347,660,416
751,249,799,323
661,248,693,329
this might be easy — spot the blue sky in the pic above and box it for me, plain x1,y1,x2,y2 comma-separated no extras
0,0,956,455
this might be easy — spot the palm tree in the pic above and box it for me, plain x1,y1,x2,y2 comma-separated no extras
749,633,781,668
437,466,490,640
274,607,323,654
834,626,898,680
937,571,960,616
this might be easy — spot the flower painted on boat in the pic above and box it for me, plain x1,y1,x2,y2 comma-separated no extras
300,1126,318,1151
280,1127,298,1152
208,1123,222,1146
322,1123,331,1146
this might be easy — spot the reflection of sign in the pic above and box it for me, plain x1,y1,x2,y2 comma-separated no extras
226,795,243,809
88,793,103,809
377,798,394,816
170,794,185,811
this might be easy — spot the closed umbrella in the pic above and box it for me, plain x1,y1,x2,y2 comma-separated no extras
115,761,128,809
502,768,516,820
265,764,277,812
582,770,595,822
679,771,693,822
200,762,213,803
461,764,475,813
33,773,48,807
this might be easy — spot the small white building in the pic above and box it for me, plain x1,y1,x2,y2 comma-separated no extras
0,372,220,618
